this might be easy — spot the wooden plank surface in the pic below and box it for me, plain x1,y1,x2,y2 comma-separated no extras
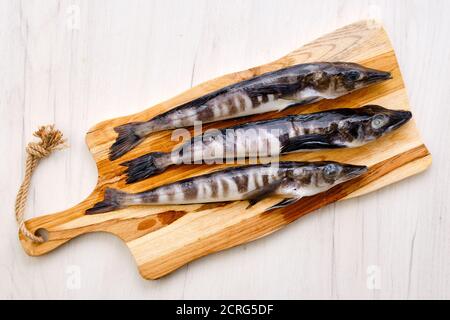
1,0,449,298
16,19,431,280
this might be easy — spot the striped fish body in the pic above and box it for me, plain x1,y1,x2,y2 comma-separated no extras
122,105,411,183
137,63,390,132
86,162,367,214
126,165,285,205
109,62,392,160
179,117,294,162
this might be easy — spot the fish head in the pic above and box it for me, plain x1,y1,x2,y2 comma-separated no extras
354,105,412,140
318,62,392,96
330,105,412,146
288,161,367,191
319,162,367,186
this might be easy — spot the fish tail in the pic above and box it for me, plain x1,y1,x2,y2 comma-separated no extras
121,152,172,184
86,188,129,214
109,122,146,160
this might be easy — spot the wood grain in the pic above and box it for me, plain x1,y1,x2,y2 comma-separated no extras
18,20,431,280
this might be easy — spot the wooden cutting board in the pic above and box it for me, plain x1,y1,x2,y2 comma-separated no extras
20,20,431,280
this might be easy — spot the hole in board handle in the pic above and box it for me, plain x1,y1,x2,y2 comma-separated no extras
34,228,49,242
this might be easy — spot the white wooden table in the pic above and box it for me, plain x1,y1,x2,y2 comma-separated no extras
1,0,449,299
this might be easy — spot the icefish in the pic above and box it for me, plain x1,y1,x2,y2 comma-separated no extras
121,105,411,183
109,62,392,160
86,161,367,214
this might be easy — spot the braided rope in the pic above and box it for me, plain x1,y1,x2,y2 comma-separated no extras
15,125,67,242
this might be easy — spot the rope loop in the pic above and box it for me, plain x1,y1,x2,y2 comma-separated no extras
15,125,67,242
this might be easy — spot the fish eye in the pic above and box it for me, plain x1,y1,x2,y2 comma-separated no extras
346,71,360,81
371,115,388,129
324,164,339,178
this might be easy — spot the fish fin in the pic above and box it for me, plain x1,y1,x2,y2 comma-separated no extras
245,179,284,208
281,95,321,104
109,122,145,161
291,96,322,106
280,134,344,153
246,83,300,97
275,97,322,112
265,197,302,212
121,152,170,184
85,188,128,215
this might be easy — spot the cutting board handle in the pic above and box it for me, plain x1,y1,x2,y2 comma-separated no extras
20,185,201,257
19,196,96,256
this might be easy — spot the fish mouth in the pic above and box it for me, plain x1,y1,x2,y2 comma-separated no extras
365,70,392,84
342,165,368,179
388,110,412,131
